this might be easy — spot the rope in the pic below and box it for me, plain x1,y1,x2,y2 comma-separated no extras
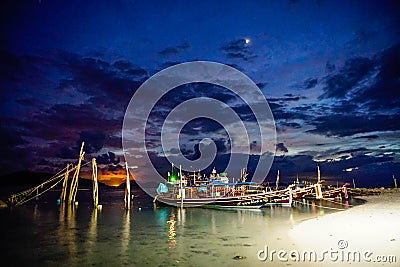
8,161,92,206
14,175,66,206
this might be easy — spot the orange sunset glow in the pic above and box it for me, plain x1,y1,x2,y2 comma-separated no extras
80,169,134,187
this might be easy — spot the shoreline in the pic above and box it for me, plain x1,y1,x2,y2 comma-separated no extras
348,187,399,196
288,190,400,266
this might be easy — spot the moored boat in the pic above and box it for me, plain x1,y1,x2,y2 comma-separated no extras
154,166,317,209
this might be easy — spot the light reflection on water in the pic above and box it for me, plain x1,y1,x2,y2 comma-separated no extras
0,189,363,266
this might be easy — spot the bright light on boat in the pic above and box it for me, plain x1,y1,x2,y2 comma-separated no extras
245,38,251,44
169,174,178,182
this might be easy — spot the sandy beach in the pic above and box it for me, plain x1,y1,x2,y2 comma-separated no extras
288,190,400,266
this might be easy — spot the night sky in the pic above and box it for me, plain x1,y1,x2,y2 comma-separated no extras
1,0,399,187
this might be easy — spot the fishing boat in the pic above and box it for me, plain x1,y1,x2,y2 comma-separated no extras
303,166,350,200
154,166,317,209
261,171,317,206
321,183,349,199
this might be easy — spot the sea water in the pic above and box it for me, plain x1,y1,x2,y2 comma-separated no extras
0,188,363,266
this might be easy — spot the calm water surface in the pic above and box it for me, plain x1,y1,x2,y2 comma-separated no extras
0,188,363,266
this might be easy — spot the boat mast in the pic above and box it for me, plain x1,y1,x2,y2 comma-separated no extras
317,166,321,183
275,170,280,190
240,168,248,183
179,165,183,209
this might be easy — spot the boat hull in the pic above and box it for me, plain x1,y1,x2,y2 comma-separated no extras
157,193,266,208
155,185,316,209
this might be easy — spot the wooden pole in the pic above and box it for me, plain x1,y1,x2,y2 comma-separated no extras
69,142,85,204
72,142,85,203
60,163,70,202
352,178,356,189
124,162,131,210
92,158,99,208
393,175,397,189
275,170,280,190
288,186,293,206
317,166,321,183
180,165,183,209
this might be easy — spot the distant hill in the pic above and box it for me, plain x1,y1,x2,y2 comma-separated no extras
114,179,139,189
0,170,109,188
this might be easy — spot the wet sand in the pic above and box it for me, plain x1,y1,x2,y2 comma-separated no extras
289,190,400,266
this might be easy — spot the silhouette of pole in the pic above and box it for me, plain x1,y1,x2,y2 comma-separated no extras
124,162,131,210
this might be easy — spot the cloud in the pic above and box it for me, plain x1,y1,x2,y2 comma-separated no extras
270,103,311,121
0,124,33,174
79,130,106,153
159,60,184,69
333,147,367,156
220,38,257,61
256,82,267,88
143,82,247,140
221,39,249,52
158,42,190,56
353,44,400,109
306,114,400,137
303,78,318,89
57,145,81,159
303,44,400,138
19,103,121,142
96,151,120,165
318,44,400,110
180,118,224,135
268,95,303,102
276,142,288,153
320,57,375,99
278,121,302,129
250,140,260,152
345,27,379,48
0,49,131,173
265,153,398,186
112,60,147,77
325,61,335,72
353,135,379,140
188,138,231,160
49,50,145,109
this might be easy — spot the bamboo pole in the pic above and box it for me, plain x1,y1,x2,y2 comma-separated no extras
92,158,99,208
60,163,70,202
69,142,85,204
180,165,183,209
275,170,280,190
124,162,131,210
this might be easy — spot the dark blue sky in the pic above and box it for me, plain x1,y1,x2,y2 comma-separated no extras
1,0,399,186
